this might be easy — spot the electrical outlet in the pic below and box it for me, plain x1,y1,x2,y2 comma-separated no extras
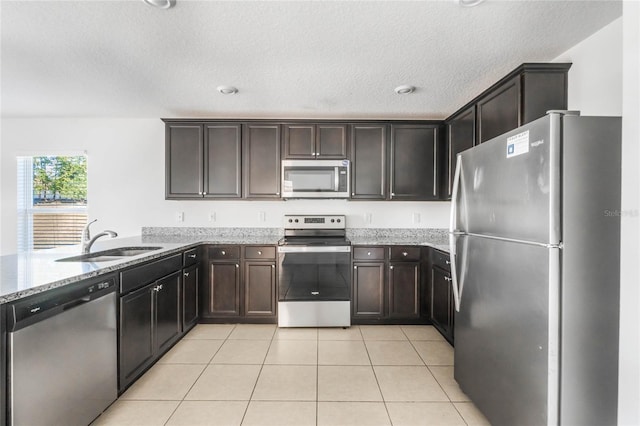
176,212,184,222
412,212,421,224
364,213,372,224
259,211,266,222
208,212,216,222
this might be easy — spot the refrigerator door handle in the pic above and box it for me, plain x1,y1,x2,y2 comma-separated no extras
449,154,462,234
449,233,461,312
449,154,462,312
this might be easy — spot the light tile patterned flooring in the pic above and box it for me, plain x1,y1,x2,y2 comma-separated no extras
93,324,490,426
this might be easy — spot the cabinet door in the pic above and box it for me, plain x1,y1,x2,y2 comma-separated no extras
350,125,387,200
390,125,439,200
182,265,199,332
388,262,420,319
204,124,242,198
119,285,154,388
317,124,348,158
430,265,453,341
352,262,385,318
244,261,277,317
444,106,475,199
477,76,521,143
283,124,315,159
243,124,281,198
207,262,241,316
166,124,203,198
155,272,181,354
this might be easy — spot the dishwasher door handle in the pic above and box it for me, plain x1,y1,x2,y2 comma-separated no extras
62,296,92,311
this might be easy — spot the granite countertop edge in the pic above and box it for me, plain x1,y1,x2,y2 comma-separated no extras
1,229,450,304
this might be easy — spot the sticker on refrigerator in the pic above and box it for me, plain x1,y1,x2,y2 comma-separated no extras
506,130,529,159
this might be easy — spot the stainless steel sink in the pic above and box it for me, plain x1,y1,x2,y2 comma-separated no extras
56,246,164,262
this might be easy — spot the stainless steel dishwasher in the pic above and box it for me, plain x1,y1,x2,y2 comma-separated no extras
7,275,118,426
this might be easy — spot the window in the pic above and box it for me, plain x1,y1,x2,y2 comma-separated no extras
17,155,88,251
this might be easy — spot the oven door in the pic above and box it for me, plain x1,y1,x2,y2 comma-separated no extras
278,246,351,301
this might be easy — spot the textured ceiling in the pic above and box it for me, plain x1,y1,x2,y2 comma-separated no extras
1,0,622,119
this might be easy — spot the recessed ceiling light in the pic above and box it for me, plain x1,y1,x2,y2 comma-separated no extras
142,0,176,9
394,85,416,95
457,0,485,7
217,86,239,95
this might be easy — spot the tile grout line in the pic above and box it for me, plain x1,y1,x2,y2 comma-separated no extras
238,324,277,425
162,323,237,426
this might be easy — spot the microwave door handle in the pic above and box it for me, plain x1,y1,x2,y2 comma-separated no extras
335,167,339,191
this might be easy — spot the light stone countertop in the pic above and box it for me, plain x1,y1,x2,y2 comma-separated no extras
0,227,449,304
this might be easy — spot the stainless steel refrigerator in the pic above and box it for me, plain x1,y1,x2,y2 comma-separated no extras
449,111,621,426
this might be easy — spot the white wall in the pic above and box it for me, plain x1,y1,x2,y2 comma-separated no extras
619,3,640,425
555,13,640,426
0,118,450,254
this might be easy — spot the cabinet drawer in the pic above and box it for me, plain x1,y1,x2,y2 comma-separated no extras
430,248,451,271
120,254,182,295
208,246,240,260
244,246,276,260
353,247,385,261
183,248,199,267
390,246,421,261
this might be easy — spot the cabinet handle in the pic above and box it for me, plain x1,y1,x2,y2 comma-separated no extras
258,250,262,255
271,265,275,269
445,260,450,265
198,192,202,195
236,264,239,268
154,284,164,291
184,272,189,277
402,251,408,257
188,254,197,258
390,265,394,270
391,192,395,197
354,266,358,270
367,251,372,256
352,193,355,196
276,192,280,195
203,192,207,195
221,250,226,255
444,276,452,282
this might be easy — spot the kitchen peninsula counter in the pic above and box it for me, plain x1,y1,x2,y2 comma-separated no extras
0,227,449,304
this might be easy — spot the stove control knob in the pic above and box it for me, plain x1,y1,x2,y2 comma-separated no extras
331,219,335,223
288,219,293,223
294,219,299,223
337,219,341,223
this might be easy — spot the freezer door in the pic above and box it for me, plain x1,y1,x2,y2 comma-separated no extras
454,114,560,245
453,234,560,426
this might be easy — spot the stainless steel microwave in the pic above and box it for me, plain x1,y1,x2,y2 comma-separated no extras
281,160,350,198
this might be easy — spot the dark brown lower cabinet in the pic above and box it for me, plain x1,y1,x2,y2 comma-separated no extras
352,262,385,319
430,249,454,344
182,264,199,332
244,261,277,318
388,262,420,319
202,245,277,322
119,271,181,390
207,262,241,317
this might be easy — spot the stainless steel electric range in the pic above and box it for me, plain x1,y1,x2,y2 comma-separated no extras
277,215,351,327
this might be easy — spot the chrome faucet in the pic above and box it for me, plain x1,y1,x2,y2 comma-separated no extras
81,219,118,254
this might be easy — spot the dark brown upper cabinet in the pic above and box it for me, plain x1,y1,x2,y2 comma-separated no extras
166,123,203,198
165,122,241,199
350,124,388,200
477,63,571,144
205,124,242,198
283,123,348,159
243,124,281,199
390,124,440,200
442,63,571,200
442,106,475,199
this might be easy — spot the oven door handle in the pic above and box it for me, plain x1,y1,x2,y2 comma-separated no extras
277,246,352,253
